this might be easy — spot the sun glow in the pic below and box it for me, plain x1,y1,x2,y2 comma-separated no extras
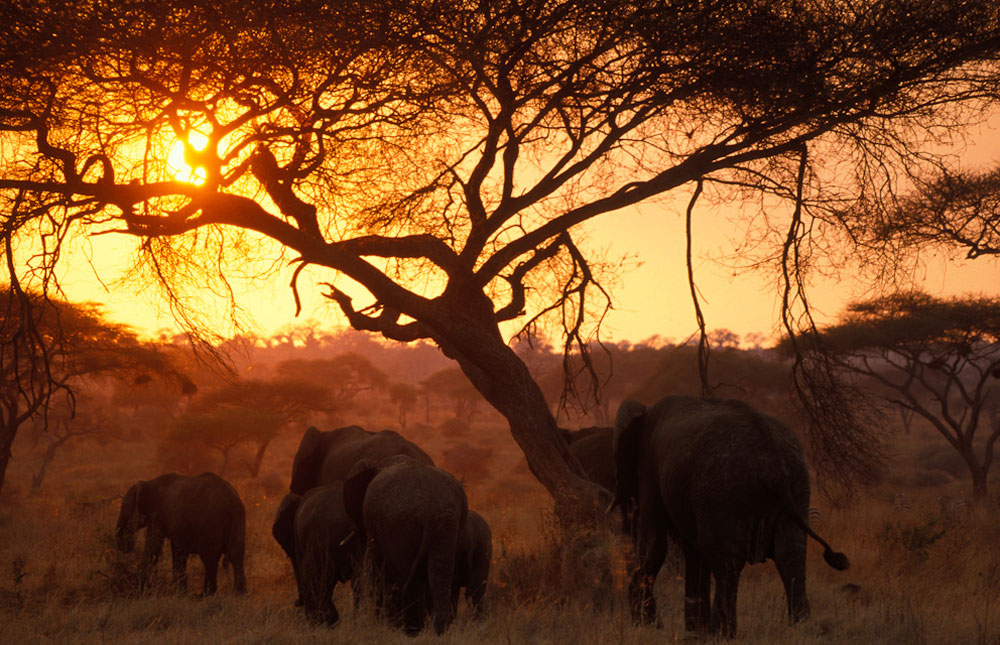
166,131,209,185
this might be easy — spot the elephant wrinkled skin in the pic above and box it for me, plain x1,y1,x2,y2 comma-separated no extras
116,472,247,595
345,455,468,635
611,396,848,636
289,425,433,495
272,483,364,625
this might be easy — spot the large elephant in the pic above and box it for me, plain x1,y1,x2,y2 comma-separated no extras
289,425,433,495
115,472,247,595
271,483,364,625
453,509,492,617
610,396,849,636
344,455,468,635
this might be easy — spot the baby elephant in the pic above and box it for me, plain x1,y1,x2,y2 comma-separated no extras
453,509,492,617
116,472,247,595
272,483,364,625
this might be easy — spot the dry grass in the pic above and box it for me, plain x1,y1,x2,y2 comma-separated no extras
2,424,999,644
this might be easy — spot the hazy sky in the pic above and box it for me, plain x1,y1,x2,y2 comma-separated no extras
53,189,1000,346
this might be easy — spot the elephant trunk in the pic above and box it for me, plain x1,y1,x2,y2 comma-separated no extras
115,526,135,553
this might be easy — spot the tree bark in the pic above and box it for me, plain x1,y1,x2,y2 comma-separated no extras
0,420,14,500
431,312,606,526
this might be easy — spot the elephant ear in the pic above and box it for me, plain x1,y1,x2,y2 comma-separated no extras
117,483,140,531
132,480,152,516
290,426,324,494
612,399,646,508
271,493,301,558
343,459,379,530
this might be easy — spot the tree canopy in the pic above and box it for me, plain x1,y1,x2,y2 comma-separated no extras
804,292,1000,499
3,0,1000,514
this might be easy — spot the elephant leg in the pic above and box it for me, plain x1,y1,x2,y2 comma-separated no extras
426,527,458,635
200,555,220,596
140,530,165,591
710,563,741,637
228,541,247,595
628,528,667,625
681,543,711,633
773,519,810,623
401,585,426,636
169,542,189,591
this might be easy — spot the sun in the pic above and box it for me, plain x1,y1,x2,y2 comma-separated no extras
166,131,209,185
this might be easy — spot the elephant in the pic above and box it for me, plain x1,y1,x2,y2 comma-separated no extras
453,509,492,617
344,455,468,635
610,396,849,636
289,425,433,495
271,483,365,625
115,472,247,595
561,426,616,494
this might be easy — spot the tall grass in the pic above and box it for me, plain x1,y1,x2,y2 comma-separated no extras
1,427,998,643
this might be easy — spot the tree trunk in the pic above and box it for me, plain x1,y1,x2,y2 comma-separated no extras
432,316,605,526
31,439,59,492
0,419,15,500
971,468,989,501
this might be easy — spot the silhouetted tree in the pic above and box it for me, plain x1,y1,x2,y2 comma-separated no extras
803,292,1000,500
4,0,1000,516
0,289,174,497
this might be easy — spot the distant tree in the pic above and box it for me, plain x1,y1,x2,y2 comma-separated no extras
388,382,418,430
422,368,484,424
274,353,387,415
187,378,331,477
803,292,1000,500
0,288,178,498
28,392,123,491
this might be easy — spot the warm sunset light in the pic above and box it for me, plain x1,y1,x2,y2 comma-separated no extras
4,2,1000,642
165,131,209,185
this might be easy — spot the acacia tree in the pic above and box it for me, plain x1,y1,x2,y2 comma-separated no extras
0,288,179,496
3,1,1000,517
809,292,1000,500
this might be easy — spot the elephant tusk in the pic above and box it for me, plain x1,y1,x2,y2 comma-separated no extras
605,498,619,515
339,530,356,547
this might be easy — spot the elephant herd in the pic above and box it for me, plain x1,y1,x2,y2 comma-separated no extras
114,395,850,637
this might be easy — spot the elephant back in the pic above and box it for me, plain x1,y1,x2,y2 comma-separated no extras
291,425,433,494
148,472,246,555
319,429,433,485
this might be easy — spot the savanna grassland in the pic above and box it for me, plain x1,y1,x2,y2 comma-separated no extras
2,418,999,644
1,336,999,644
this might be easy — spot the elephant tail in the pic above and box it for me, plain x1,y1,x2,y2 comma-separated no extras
402,520,435,596
784,506,850,570
773,487,849,570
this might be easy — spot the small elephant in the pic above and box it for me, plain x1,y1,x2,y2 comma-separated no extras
561,426,616,494
116,472,247,595
344,455,468,635
610,396,848,636
272,483,364,625
290,425,433,495
453,509,492,617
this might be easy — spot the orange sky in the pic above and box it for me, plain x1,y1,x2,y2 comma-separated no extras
52,197,1000,347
